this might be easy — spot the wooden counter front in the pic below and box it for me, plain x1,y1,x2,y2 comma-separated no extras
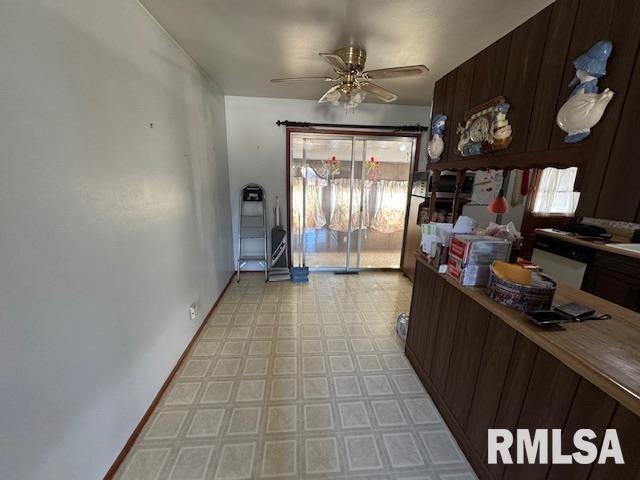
406,253,640,480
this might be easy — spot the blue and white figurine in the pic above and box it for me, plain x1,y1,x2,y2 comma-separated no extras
427,114,447,162
557,40,614,143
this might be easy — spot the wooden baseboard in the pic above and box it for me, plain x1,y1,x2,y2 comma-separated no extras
104,273,235,479
405,344,493,480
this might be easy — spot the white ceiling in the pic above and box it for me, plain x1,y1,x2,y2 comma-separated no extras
140,0,553,106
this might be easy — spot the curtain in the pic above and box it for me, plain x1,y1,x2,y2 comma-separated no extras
329,178,370,232
371,180,409,233
292,175,326,233
532,167,580,215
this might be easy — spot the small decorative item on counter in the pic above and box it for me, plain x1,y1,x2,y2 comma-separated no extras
365,155,380,181
556,40,614,143
486,261,557,312
456,97,513,157
321,155,341,179
427,114,447,162
449,235,512,265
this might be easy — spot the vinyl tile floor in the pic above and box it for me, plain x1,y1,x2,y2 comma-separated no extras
115,272,477,480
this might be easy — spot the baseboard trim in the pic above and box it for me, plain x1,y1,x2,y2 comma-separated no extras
103,272,235,479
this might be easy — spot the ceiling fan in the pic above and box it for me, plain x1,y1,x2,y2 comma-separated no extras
271,46,428,109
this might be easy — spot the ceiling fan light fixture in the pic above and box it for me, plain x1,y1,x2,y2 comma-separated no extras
344,89,366,109
273,46,428,109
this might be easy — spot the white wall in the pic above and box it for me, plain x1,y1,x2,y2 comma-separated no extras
224,96,429,267
0,2,233,479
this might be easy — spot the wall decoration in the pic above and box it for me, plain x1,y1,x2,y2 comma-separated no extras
456,97,512,157
556,40,614,143
427,114,447,162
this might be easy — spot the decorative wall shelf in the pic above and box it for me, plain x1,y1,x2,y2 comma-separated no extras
427,145,586,172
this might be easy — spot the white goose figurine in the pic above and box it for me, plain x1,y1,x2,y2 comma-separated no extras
556,40,614,143
427,114,447,162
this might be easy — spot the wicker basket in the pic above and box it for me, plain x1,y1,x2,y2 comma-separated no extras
485,263,557,312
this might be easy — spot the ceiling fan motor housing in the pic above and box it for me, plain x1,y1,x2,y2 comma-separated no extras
333,46,367,71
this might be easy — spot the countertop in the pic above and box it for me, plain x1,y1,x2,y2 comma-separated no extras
535,228,640,260
416,252,640,416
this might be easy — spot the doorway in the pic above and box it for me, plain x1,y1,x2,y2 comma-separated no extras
287,129,419,270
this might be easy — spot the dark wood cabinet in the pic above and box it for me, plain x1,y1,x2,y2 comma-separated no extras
426,0,640,221
406,258,640,480
582,252,640,312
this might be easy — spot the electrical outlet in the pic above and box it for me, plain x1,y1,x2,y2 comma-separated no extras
189,303,197,320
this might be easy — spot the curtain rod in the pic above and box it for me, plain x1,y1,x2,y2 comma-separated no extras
276,120,428,131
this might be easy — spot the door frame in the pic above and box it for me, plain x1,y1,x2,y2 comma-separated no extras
285,127,422,270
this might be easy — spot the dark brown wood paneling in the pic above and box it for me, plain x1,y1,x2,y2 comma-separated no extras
447,57,475,162
421,271,445,371
527,0,580,152
441,69,458,163
564,0,640,216
588,404,640,479
444,299,492,426
427,77,446,170
468,34,512,107
504,349,581,479
465,315,517,458
501,5,552,154
406,261,432,357
596,37,640,220
490,334,538,479
547,379,617,480
430,283,462,394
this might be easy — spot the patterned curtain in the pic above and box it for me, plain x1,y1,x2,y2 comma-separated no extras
371,180,408,233
329,178,371,232
292,176,326,233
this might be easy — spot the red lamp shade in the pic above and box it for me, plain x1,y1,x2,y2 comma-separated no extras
487,190,508,214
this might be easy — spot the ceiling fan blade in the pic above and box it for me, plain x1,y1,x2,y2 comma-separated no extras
318,85,342,103
319,53,348,73
360,82,398,103
363,64,429,80
271,76,337,83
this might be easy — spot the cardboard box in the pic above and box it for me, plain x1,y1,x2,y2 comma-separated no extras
447,257,491,286
449,235,511,264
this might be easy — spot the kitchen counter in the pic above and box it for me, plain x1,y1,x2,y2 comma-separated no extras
536,227,640,260
407,253,640,479
416,252,640,415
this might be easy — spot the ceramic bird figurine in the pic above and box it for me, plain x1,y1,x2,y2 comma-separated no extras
427,114,447,162
557,40,614,143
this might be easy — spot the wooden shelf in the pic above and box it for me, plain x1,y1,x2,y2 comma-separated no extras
427,145,586,172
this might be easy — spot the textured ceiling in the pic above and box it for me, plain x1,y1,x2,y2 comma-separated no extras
140,0,554,106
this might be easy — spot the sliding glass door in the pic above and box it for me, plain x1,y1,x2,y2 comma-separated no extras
289,132,416,270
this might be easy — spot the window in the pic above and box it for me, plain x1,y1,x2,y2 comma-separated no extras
532,167,580,215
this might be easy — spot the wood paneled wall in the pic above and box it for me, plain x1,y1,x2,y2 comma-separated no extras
428,0,640,222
